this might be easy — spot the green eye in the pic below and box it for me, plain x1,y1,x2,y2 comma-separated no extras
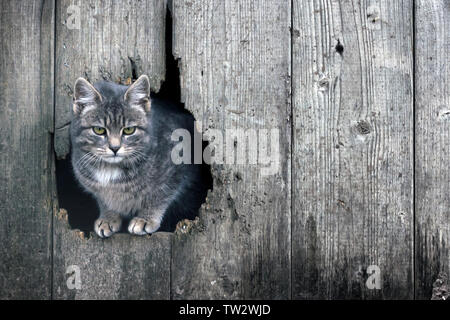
93,127,106,135
123,127,136,135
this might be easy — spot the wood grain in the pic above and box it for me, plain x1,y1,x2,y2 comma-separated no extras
292,0,414,299
1,0,448,300
0,0,54,299
54,0,167,159
53,210,171,299
415,0,450,300
171,0,292,299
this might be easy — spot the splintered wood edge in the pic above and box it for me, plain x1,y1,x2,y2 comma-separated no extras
54,208,173,242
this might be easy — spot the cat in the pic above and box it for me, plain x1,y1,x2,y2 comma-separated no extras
70,75,208,238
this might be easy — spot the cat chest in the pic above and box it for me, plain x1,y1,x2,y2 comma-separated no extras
89,167,146,213
94,167,123,186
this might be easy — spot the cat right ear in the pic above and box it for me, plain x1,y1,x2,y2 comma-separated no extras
73,78,102,115
124,75,151,112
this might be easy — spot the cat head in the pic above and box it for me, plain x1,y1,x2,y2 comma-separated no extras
70,75,151,165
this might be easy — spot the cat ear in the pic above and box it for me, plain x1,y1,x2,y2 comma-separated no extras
124,75,151,112
73,78,102,115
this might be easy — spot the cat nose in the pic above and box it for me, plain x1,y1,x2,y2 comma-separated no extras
109,146,120,155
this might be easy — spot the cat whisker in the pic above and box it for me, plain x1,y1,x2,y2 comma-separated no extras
75,152,92,166
76,153,95,171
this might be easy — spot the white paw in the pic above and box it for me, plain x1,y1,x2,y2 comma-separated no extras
94,215,122,238
128,217,160,235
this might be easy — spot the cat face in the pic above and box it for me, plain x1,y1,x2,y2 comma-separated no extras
71,75,151,165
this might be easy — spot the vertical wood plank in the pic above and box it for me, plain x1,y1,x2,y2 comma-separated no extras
171,0,291,299
415,0,450,300
292,0,414,299
52,0,171,299
53,210,172,299
0,0,54,299
54,0,166,159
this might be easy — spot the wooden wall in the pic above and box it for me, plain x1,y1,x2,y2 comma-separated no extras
415,0,450,299
0,0,448,300
292,0,414,299
0,0,54,299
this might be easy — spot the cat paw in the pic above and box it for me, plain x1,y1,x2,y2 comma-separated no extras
128,217,160,235
94,214,122,238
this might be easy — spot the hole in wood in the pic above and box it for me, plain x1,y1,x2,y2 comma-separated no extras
335,39,344,56
55,7,213,235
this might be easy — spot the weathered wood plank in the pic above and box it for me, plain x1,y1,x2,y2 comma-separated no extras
0,0,54,299
52,0,171,299
171,0,291,299
292,0,414,299
54,0,166,159
415,0,450,300
53,210,172,299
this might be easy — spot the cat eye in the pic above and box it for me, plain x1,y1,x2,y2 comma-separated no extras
123,126,136,135
93,126,106,135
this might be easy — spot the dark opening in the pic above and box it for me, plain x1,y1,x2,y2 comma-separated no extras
55,7,213,234
335,39,344,56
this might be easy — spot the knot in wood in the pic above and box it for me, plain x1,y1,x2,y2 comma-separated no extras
356,120,372,135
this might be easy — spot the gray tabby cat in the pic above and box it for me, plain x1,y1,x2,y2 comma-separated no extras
70,75,205,238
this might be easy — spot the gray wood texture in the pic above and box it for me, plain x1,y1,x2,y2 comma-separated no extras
53,209,171,299
170,0,292,299
415,0,450,300
0,0,54,299
1,0,449,300
292,0,414,299
54,0,167,159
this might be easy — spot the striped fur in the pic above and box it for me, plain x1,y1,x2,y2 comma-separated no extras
70,76,207,238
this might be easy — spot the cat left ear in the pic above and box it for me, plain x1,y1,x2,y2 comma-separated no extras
124,75,151,112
